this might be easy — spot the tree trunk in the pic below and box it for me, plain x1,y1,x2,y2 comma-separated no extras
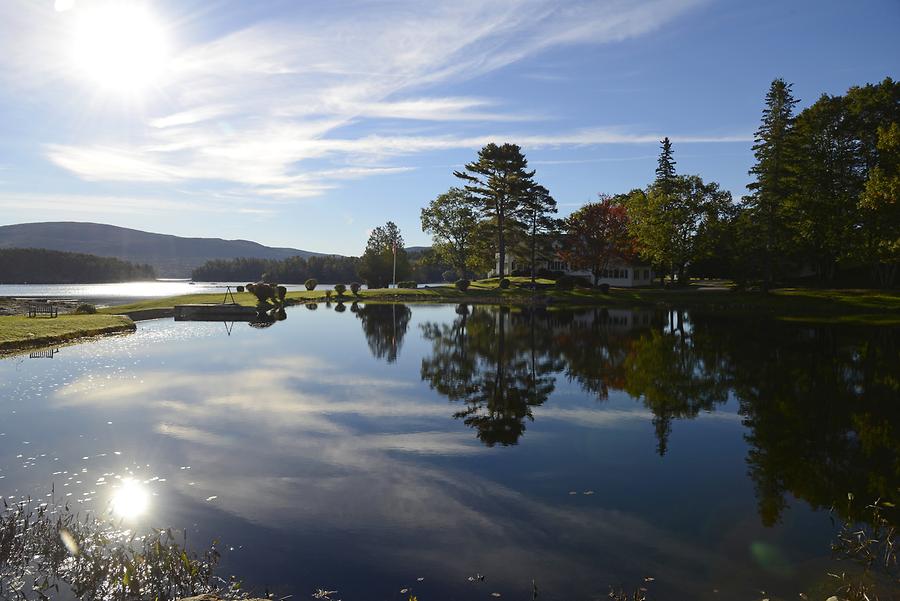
530,221,536,289
497,203,505,278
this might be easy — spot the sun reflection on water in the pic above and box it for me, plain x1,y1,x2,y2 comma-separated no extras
110,478,150,520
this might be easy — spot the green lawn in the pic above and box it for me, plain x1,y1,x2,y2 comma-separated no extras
0,314,136,351
96,279,900,324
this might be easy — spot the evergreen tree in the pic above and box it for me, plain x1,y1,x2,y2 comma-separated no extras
655,137,677,192
454,143,536,277
745,78,799,290
518,183,558,287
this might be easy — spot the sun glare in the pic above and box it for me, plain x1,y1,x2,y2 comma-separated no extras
69,3,169,94
111,478,151,520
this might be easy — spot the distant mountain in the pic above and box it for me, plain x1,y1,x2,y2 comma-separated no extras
0,222,331,278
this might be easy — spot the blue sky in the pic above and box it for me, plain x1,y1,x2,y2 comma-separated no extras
0,0,897,255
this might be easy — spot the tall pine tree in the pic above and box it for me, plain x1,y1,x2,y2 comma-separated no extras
745,78,799,290
454,143,535,277
519,183,558,287
655,137,677,193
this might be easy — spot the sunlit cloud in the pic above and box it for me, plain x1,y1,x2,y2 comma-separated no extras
0,0,729,202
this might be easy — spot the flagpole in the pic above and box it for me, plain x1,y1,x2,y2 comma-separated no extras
392,241,397,288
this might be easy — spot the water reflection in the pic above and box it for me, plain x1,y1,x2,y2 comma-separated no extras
355,302,412,363
0,304,897,599
413,304,900,524
420,305,562,446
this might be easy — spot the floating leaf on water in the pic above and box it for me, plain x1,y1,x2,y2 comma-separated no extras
417,577,424,581
643,577,654,582
583,490,595,495
491,594,501,598
400,588,408,594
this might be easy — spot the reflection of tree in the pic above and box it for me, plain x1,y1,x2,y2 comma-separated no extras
714,319,900,527
621,311,730,455
355,303,412,363
553,308,656,401
423,303,900,527
420,305,563,446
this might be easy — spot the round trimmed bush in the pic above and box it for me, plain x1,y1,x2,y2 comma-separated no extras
350,282,362,295
305,278,318,291
397,281,417,289
334,284,347,296
236,285,245,293
334,303,347,313
455,279,470,291
277,285,287,301
498,278,510,290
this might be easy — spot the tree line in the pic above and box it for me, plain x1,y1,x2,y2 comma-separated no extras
415,76,898,289
0,248,156,284
196,76,897,290
191,248,448,285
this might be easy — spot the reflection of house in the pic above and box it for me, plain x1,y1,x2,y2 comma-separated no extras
493,254,654,287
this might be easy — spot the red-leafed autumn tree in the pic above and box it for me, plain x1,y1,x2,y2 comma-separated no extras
559,195,636,285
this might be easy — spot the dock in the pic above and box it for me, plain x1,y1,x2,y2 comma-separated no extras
174,303,258,321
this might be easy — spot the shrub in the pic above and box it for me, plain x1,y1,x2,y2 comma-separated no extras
555,275,576,290
236,285,245,293
248,282,277,303
498,278,510,290
334,303,347,313
455,279,470,291
276,285,287,301
350,282,362,295
598,283,610,294
334,284,347,296
74,303,97,314
305,278,318,291
305,303,318,310
397,281,417,289
442,270,456,282
325,289,332,300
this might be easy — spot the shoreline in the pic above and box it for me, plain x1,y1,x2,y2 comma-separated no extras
0,314,136,355
99,282,900,324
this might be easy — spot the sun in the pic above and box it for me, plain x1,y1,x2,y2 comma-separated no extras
69,3,169,94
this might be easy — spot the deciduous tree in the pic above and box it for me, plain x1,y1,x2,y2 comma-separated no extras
358,221,410,288
560,195,634,286
420,187,480,278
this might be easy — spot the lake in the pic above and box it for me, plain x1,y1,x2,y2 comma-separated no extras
0,281,372,306
0,303,896,600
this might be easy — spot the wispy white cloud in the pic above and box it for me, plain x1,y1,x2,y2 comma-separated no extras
5,0,724,202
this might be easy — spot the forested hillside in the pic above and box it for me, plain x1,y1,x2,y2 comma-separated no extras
0,248,156,283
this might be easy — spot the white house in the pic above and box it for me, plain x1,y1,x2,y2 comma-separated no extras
494,254,654,288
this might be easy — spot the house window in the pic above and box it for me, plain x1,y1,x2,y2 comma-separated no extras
644,269,650,279
623,269,628,278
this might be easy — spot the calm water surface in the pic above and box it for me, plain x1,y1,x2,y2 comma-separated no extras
0,281,356,305
0,303,896,600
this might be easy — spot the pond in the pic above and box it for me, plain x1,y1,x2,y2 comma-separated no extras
0,303,896,600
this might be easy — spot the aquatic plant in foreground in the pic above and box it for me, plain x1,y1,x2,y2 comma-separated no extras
0,497,239,601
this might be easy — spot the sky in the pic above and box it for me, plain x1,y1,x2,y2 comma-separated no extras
0,0,897,255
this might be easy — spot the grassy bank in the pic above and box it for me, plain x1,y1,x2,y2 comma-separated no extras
0,314,136,353
97,279,900,324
